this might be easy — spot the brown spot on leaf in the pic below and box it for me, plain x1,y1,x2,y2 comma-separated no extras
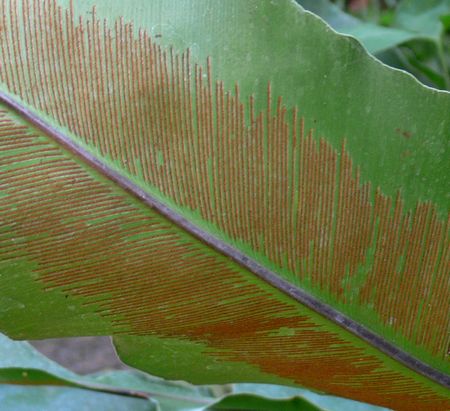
395,128,412,139
401,149,412,158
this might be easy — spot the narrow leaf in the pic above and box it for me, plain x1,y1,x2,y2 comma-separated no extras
0,386,155,411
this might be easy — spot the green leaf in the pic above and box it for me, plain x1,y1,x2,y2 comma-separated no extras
0,333,156,401
297,0,450,88
393,0,450,88
394,0,449,41
398,40,447,88
0,386,155,411
0,333,156,410
90,371,333,411
296,0,418,53
0,1,449,410
210,393,323,411
0,333,386,411
298,0,450,47
229,384,389,411
440,13,450,30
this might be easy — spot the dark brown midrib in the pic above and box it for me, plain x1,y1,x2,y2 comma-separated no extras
1,90,449,389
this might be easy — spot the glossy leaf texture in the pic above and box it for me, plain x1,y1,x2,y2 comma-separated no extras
0,1,449,410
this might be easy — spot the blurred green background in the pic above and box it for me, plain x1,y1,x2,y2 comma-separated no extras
297,0,450,90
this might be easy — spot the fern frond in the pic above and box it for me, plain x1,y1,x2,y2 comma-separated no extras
0,1,449,409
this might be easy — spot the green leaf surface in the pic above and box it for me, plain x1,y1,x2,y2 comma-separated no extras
0,1,449,410
0,333,156,409
90,371,331,411
395,0,449,41
230,385,389,411
0,333,155,399
298,0,450,49
0,386,155,411
393,1,450,89
0,333,387,411
59,0,450,212
297,0,450,88
297,0,418,53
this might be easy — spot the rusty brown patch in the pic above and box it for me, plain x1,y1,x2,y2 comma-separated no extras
395,128,413,139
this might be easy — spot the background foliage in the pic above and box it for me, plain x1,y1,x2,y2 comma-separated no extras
0,333,389,411
298,0,450,90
